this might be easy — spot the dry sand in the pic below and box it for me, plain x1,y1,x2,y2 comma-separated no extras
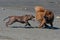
0,7,60,40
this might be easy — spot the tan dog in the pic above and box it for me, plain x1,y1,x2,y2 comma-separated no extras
35,6,54,28
3,15,35,27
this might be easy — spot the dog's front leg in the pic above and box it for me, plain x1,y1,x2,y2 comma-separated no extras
38,19,46,28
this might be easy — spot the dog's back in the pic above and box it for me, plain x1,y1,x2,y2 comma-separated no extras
35,6,45,21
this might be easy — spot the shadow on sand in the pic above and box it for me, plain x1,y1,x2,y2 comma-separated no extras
11,26,60,30
11,26,38,29
42,26,60,30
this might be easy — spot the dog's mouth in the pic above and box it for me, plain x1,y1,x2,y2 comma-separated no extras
31,18,36,21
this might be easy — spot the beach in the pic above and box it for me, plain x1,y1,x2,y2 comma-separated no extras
0,0,60,40
0,7,59,40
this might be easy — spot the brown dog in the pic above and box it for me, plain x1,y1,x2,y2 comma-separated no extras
3,15,35,27
35,6,54,28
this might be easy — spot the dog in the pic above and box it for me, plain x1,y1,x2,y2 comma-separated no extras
3,14,35,27
35,6,54,28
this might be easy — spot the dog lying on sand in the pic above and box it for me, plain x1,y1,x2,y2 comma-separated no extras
3,15,35,27
35,6,54,28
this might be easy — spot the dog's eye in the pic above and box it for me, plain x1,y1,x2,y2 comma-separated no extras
48,11,52,14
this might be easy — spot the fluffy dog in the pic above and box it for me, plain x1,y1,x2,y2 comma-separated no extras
35,6,54,28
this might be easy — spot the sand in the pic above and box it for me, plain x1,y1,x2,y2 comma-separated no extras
0,0,60,39
0,7,59,40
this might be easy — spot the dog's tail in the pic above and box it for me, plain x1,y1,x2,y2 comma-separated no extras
3,16,10,21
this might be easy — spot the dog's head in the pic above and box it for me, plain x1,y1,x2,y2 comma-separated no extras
44,10,54,20
24,15,35,21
